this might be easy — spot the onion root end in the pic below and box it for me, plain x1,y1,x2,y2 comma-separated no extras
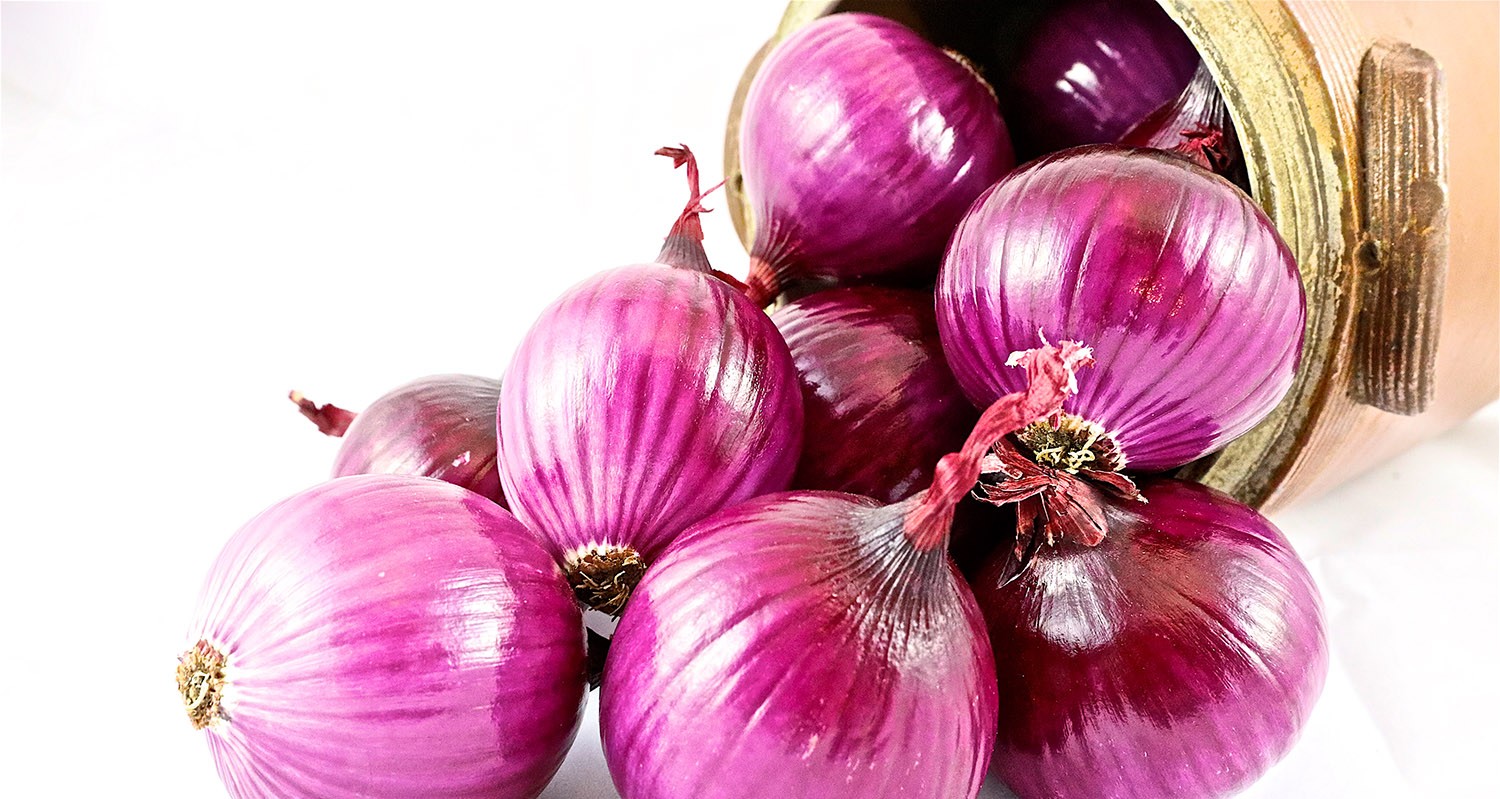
1015,412,1124,473
567,547,648,617
177,639,228,731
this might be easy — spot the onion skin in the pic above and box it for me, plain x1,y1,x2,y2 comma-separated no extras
937,146,1305,472
771,286,976,504
329,374,506,507
601,493,997,799
1000,0,1198,158
183,475,587,799
740,12,1012,303
972,478,1328,799
499,263,803,569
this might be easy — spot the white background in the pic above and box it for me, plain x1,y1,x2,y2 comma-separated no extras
2,3,1496,797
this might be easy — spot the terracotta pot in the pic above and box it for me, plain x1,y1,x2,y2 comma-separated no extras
723,0,1498,512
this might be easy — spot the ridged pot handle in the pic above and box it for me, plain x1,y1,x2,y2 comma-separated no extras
1350,40,1449,415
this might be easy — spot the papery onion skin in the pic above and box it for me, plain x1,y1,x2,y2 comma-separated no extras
600,492,997,799
499,263,803,569
999,0,1198,158
329,374,506,506
771,286,977,504
182,475,586,799
972,478,1328,799
740,12,1012,304
937,146,1305,472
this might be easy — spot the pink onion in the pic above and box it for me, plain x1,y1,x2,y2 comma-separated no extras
740,12,1012,305
937,146,1305,476
293,374,506,506
178,475,587,799
999,0,1198,158
600,341,1092,799
770,286,976,504
499,146,802,618
971,477,1328,799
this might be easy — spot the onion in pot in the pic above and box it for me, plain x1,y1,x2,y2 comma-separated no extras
292,374,506,506
178,474,587,799
739,12,1012,306
998,0,1199,159
971,477,1328,799
1121,61,1243,180
600,341,1092,799
770,285,977,504
499,146,802,620
937,145,1305,480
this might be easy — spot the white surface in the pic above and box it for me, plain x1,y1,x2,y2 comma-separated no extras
1,3,1495,797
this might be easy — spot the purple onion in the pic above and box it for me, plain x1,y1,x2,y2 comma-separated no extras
499,146,803,618
771,286,976,503
971,477,1328,799
601,495,997,799
937,146,1305,474
179,475,587,799
740,12,1013,305
1121,61,1243,179
296,375,506,506
598,342,1092,799
1000,0,1199,158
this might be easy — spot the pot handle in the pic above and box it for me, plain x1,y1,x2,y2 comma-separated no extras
1350,40,1448,415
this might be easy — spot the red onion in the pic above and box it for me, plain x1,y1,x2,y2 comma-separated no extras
293,374,506,506
1000,0,1198,158
770,286,976,504
971,477,1328,799
1121,61,1242,178
499,146,802,618
937,146,1305,479
600,341,1092,799
740,12,1013,305
179,475,587,799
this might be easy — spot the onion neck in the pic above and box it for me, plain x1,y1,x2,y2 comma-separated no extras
290,390,356,437
566,545,648,617
177,640,228,730
743,256,780,308
902,340,1094,552
654,145,736,285
1121,61,1238,176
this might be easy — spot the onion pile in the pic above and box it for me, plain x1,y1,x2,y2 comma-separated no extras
181,10,1338,799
